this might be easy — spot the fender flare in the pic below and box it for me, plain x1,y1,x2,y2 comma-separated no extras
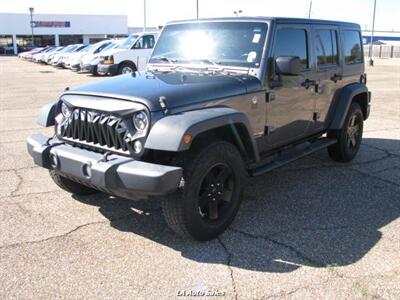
329,83,368,130
145,107,260,161
37,101,58,127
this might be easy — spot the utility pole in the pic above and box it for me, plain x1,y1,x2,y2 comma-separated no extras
196,0,199,19
29,7,35,47
308,1,312,19
369,0,377,66
143,0,147,31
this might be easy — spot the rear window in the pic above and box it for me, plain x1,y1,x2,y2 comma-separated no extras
274,28,308,68
342,30,363,64
315,29,338,65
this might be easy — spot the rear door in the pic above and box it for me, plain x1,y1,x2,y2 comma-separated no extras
312,25,342,131
130,34,156,70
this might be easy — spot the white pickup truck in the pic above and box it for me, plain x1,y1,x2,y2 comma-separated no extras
97,32,159,75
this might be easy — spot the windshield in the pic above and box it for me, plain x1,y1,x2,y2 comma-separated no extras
150,22,268,68
118,35,139,49
101,41,118,52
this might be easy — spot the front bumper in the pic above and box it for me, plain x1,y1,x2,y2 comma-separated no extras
98,63,119,76
80,63,96,73
27,134,182,199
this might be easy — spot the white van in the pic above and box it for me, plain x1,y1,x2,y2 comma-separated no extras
97,32,159,75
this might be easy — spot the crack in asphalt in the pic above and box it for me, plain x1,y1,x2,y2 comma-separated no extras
228,228,324,268
0,166,39,172
10,170,23,197
257,286,303,299
0,190,62,201
0,213,135,250
217,237,238,300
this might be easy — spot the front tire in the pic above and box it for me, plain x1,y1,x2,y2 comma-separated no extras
327,102,364,162
162,141,246,241
118,62,136,75
49,170,98,196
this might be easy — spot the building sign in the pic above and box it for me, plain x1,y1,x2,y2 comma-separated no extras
32,21,71,28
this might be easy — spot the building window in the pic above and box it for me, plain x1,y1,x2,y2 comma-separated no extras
0,35,14,55
315,29,338,65
274,28,309,68
59,35,83,46
342,30,363,64
15,35,55,53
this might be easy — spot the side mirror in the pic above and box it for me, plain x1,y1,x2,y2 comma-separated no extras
275,56,302,76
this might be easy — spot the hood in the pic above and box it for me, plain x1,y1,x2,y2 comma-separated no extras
66,70,262,111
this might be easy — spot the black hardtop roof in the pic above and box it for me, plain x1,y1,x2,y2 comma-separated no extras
167,16,360,29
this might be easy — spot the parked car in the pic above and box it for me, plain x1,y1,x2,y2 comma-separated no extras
66,40,114,71
78,40,123,75
27,17,371,241
41,46,65,64
18,47,45,60
49,44,86,67
97,32,159,75
44,46,65,64
32,46,55,63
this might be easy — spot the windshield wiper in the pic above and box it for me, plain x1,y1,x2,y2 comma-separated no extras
157,56,177,65
200,58,221,66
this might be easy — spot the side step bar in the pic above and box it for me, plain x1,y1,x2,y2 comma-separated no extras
251,138,337,176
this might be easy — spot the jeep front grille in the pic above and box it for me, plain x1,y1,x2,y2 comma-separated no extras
58,108,134,155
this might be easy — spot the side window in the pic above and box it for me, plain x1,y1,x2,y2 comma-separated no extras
133,37,144,49
144,35,155,49
133,35,155,49
342,30,363,64
315,29,338,65
274,28,308,68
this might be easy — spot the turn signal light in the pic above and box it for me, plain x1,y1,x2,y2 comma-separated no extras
183,134,192,145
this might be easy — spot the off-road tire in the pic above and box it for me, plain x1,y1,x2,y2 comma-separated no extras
162,141,246,241
49,170,98,195
327,102,364,162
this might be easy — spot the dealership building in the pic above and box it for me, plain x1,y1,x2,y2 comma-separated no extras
0,13,129,54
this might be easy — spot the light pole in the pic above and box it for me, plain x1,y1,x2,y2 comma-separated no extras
29,7,35,47
369,0,377,66
308,1,312,18
143,0,146,31
196,0,199,19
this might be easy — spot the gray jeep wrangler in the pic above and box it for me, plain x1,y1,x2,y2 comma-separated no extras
27,17,370,241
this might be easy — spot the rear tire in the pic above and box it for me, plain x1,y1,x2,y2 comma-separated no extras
49,170,98,196
162,141,246,241
327,102,364,162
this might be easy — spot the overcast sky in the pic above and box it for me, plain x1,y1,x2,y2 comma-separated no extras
0,0,399,31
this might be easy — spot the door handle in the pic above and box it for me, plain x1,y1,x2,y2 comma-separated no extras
301,79,316,89
330,74,343,82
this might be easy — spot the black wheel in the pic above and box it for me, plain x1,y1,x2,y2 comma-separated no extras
118,62,136,75
327,102,364,162
49,170,98,196
162,141,246,241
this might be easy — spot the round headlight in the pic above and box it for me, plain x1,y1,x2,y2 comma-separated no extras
133,111,149,132
61,102,72,118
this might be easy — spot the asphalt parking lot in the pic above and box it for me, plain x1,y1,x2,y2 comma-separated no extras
0,57,399,299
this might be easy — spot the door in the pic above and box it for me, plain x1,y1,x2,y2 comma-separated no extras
131,35,156,70
312,25,342,131
264,25,315,149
